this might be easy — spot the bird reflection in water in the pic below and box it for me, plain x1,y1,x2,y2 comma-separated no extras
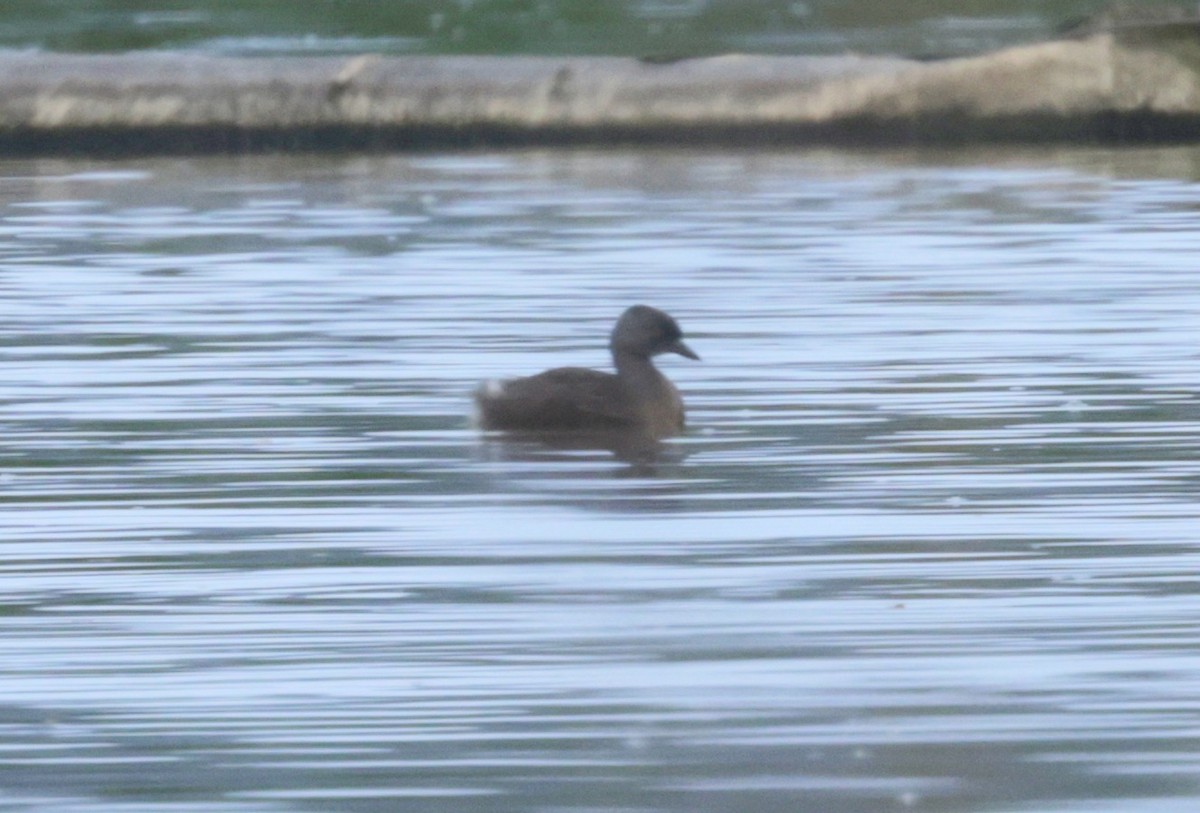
477,426,690,475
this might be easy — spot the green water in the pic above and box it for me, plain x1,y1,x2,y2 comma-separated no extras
0,1,1123,57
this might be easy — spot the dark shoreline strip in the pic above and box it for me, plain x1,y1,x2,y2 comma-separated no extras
7,114,1200,158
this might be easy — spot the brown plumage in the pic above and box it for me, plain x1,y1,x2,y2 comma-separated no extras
474,305,699,439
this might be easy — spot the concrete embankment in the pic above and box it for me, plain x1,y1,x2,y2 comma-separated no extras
3,28,1200,154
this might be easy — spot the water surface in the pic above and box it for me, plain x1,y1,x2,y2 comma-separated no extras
2,147,1200,812
0,0,1115,58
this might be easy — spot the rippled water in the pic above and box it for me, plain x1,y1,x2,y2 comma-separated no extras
3,147,1200,812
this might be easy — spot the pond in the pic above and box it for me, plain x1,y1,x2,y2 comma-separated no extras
2,146,1200,812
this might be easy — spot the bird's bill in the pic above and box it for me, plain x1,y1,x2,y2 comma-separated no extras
668,340,700,361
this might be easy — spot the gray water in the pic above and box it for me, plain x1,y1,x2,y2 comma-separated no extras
3,147,1200,812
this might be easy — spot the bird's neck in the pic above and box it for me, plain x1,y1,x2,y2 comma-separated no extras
613,349,666,393
612,347,683,436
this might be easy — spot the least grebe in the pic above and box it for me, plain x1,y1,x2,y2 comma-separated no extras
474,305,699,438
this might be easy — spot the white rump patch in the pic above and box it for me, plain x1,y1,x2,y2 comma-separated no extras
470,378,506,429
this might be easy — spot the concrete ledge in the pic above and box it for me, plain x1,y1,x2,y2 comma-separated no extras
3,34,1200,154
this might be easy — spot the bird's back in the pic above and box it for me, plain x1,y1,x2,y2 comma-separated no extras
474,367,639,432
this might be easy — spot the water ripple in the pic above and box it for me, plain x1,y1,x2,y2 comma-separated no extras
3,148,1200,812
